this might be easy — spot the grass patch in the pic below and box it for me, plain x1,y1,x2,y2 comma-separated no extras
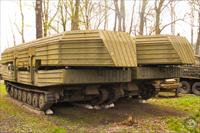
151,94,200,133
0,83,199,132
165,115,200,133
0,83,7,96
151,94,200,114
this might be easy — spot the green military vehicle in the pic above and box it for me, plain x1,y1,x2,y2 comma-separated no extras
1,31,195,111
1,30,137,111
178,55,200,95
129,35,195,97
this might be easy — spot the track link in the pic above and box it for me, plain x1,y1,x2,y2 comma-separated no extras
6,82,55,111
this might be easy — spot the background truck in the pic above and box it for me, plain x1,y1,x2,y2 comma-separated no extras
178,55,200,96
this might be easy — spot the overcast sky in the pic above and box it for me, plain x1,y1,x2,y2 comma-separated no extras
0,0,198,54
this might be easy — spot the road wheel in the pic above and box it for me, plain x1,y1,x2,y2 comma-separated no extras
107,88,124,104
14,88,18,99
22,91,27,102
32,94,39,108
90,88,109,106
139,84,156,100
9,87,14,97
17,90,22,101
192,82,200,96
38,94,46,110
27,92,32,105
178,81,191,94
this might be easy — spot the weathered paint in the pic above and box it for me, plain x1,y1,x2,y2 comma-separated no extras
1,30,137,67
135,35,195,65
132,66,181,80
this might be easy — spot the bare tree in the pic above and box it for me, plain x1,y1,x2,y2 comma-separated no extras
190,2,194,45
121,0,126,31
59,0,68,31
15,0,25,43
188,0,200,55
139,0,148,35
42,0,60,36
129,0,136,34
113,0,126,31
35,0,43,38
154,0,165,34
196,1,200,55
104,0,108,30
81,0,93,30
170,0,175,35
113,0,121,31
71,0,80,30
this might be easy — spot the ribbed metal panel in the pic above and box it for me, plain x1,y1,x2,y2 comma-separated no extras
1,65,15,81
132,66,181,79
168,36,195,64
136,35,195,65
1,30,137,67
17,71,31,84
180,65,200,79
100,31,137,67
35,69,131,87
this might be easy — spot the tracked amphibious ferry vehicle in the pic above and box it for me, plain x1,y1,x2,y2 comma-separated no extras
1,30,195,111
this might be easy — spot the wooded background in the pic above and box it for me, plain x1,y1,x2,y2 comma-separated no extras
0,0,200,55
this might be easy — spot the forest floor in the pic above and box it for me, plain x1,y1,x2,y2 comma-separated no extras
0,83,200,133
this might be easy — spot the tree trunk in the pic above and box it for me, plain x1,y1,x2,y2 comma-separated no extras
114,0,122,31
196,9,200,55
71,0,80,30
104,0,108,30
170,1,175,35
19,0,25,43
113,11,117,31
121,0,126,32
35,0,43,38
43,0,49,37
139,0,148,35
155,10,161,34
129,0,136,34
154,0,165,35
190,3,194,45
85,0,89,30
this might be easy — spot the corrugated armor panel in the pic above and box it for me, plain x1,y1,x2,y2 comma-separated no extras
1,30,137,67
1,50,14,64
35,69,64,86
168,36,195,64
59,31,114,66
136,35,195,65
16,48,29,67
180,65,200,79
100,31,137,67
63,68,131,84
1,65,15,81
17,71,31,84
35,68,131,87
132,66,181,79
